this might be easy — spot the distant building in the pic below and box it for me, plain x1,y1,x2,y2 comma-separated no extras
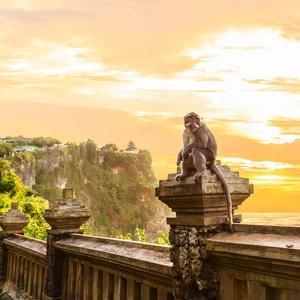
125,141,138,153
13,145,37,155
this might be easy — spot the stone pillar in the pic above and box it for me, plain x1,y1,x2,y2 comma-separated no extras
42,188,91,300
0,202,29,284
156,161,253,300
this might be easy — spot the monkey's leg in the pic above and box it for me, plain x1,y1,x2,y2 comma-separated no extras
191,148,207,183
175,155,193,181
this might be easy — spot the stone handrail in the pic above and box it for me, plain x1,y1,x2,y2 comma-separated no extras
55,234,173,299
2,234,47,299
206,224,300,300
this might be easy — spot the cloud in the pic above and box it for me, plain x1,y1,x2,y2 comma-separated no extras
269,119,300,135
220,157,296,172
247,77,300,93
2,1,299,77
0,78,20,87
267,14,300,41
0,8,96,22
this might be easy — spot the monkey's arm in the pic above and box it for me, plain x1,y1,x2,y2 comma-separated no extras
182,139,206,157
177,150,183,166
182,143,196,158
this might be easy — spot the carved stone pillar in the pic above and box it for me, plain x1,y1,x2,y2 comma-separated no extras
156,161,253,300
0,202,29,284
42,188,91,300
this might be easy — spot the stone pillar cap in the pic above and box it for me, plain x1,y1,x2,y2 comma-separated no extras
156,161,253,226
0,202,29,234
43,188,91,234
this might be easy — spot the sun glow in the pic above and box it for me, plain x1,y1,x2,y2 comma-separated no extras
1,1,300,212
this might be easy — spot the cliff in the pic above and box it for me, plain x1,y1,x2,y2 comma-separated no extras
8,141,163,237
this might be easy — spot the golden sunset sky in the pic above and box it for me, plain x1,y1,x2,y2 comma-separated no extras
1,0,300,212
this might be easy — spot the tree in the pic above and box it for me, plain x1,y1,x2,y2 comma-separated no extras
100,143,119,152
0,159,10,172
86,139,97,163
31,137,61,148
0,142,13,157
0,169,49,240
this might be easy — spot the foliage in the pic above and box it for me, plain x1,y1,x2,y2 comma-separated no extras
30,136,61,148
0,165,49,240
4,139,160,239
100,143,119,152
0,142,13,157
0,289,8,299
119,227,148,242
0,159,10,172
119,228,170,245
156,232,171,246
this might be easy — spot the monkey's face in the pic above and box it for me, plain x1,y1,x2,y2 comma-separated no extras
184,112,201,133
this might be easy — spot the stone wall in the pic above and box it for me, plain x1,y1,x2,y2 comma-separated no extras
170,225,221,300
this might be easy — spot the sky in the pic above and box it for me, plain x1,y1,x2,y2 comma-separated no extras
1,0,300,212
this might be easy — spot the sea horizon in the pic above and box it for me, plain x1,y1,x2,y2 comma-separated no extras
241,212,300,226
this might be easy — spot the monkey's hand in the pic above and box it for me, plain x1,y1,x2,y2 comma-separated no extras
182,146,192,158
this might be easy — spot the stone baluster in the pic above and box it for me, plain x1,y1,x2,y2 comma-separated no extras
0,202,29,284
42,188,91,300
156,161,253,300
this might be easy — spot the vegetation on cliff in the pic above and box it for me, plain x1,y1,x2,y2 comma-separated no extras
1,137,165,239
0,162,49,240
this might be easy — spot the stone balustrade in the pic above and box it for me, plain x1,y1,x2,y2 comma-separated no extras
0,162,299,300
0,189,174,300
206,224,300,300
3,235,47,299
55,235,173,299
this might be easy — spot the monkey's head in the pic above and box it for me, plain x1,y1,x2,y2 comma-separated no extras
184,112,201,133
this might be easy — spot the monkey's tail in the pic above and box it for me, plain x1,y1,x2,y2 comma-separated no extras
210,164,234,232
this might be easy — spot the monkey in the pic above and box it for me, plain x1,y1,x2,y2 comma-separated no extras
175,112,234,232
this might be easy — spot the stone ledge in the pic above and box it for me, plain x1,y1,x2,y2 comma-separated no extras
69,234,170,252
207,231,300,263
54,234,172,276
167,214,242,226
3,234,46,260
229,223,300,236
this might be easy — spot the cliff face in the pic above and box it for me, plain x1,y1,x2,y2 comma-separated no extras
9,141,162,237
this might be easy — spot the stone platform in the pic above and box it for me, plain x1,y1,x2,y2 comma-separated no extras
155,161,254,227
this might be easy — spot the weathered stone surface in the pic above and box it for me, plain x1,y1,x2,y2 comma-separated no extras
169,225,221,300
0,202,29,234
43,233,67,299
207,224,300,299
55,234,172,275
43,188,91,300
206,229,300,262
156,163,253,228
43,188,91,233
4,235,46,258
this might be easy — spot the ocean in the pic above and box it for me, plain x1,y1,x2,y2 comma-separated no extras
241,213,300,226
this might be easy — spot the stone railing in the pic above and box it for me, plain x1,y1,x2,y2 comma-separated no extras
206,224,300,300
0,189,174,300
3,235,47,299
55,235,173,299
0,162,299,299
